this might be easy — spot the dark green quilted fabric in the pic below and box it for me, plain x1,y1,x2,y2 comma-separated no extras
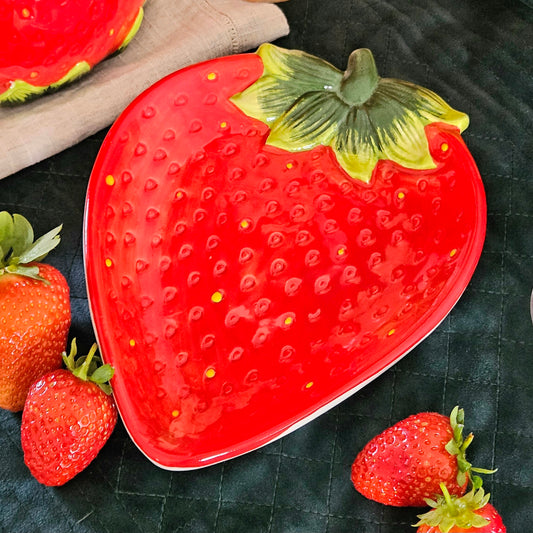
1,1,532,531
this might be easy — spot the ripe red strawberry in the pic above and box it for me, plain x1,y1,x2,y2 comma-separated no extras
415,484,506,532
21,340,117,486
0,212,71,412
84,44,486,468
0,0,145,104
351,407,494,506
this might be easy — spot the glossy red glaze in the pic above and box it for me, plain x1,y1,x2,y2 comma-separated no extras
0,0,144,91
84,52,486,469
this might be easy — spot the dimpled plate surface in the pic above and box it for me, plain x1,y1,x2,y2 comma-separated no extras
83,52,486,469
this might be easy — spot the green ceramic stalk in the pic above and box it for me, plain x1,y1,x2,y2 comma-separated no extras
231,44,469,183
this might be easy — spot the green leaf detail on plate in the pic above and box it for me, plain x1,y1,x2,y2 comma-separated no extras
0,61,90,105
231,44,469,183
118,6,144,51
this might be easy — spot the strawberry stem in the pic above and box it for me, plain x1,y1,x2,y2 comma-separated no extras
72,343,99,382
440,483,458,516
339,49,379,105
62,339,115,395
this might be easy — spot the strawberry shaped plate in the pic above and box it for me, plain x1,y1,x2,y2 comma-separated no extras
0,0,145,104
84,45,486,469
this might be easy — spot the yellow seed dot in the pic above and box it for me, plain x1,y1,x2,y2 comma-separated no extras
109,28,115,36
305,381,314,389
129,339,136,347
337,247,346,256
30,71,38,79
207,72,217,81
172,410,180,417
284,316,293,326
398,192,405,199
21,8,30,17
105,174,115,186
240,219,250,229
450,248,457,257
176,191,183,199
105,258,113,268
220,121,227,128
205,368,216,379
441,142,449,152
286,162,294,169
387,328,396,336
211,291,223,303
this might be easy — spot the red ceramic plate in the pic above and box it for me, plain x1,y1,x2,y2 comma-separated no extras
84,45,486,469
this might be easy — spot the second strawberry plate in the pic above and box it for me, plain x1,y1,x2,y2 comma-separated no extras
83,44,486,469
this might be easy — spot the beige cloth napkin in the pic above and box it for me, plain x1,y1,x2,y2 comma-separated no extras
0,0,289,180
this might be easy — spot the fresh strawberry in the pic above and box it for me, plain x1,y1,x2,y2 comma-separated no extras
21,340,117,486
415,484,506,532
0,212,71,412
351,407,495,506
0,0,145,104
84,44,486,468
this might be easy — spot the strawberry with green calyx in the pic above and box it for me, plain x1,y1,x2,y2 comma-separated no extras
351,407,495,507
0,212,71,411
21,339,117,486
415,484,506,532
0,0,145,104
84,44,486,469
